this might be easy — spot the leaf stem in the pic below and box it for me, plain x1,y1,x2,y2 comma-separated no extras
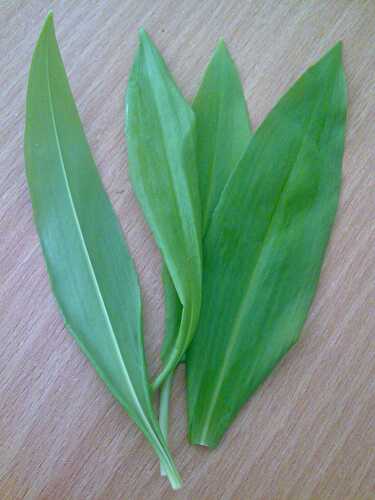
159,371,175,476
152,347,179,390
159,454,182,490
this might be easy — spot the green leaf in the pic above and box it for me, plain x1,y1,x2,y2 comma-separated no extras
193,39,252,233
158,40,253,455
186,43,347,447
125,30,202,390
25,14,181,489
161,40,252,361
158,40,252,452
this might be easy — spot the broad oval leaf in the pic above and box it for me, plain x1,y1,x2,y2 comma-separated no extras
125,30,202,389
25,14,181,489
186,43,347,447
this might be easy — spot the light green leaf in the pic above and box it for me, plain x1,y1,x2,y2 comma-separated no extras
125,30,202,390
158,40,252,444
25,14,181,489
193,39,252,233
160,265,183,364
186,43,347,447
159,369,175,476
162,39,252,354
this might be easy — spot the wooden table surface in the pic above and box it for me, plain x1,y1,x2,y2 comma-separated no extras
1,1,374,499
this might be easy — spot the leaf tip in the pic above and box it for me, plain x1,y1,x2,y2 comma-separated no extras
335,40,343,50
138,27,151,45
30,11,56,66
324,41,343,66
217,37,226,48
43,11,55,33
331,40,343,57
216,37,229,56
310,41,344,82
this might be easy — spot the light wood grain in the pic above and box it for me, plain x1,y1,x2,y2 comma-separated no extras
1,1,374,499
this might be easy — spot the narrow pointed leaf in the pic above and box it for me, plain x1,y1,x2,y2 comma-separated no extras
158,40,253,449
25,14,181,489
187,44,347,447
125,30,202,389
161,40,252,361
193,39,252,233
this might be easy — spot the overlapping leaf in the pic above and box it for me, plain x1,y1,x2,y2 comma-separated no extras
158,39,253,446
186,44,347,447
193,40,252,233
125,31,202,390
25,14,181,489
25,14,347,488
163,40,252,338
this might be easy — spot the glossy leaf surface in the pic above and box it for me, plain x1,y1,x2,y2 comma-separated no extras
25,14,181,489
126,30,202,389
187,44,347,447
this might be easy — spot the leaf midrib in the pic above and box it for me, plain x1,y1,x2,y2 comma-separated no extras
44,37,164,452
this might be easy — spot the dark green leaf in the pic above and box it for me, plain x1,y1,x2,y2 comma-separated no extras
125,30,202,390
25,14,181,489
186,43,347,447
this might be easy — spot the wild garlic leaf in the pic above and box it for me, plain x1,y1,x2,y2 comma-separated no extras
193,40,252,233
186,43,347,447
158,39,253,448
125,30,202,390
25,14,181,489
161,40,252,363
